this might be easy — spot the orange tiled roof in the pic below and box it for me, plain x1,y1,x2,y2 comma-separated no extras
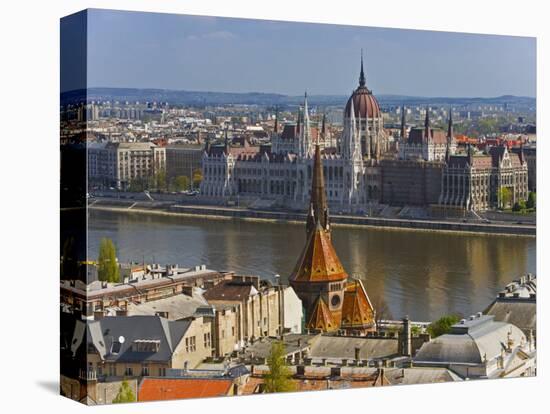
290,224,348,283
138,378,233,402
307,296,339,332
341,279,376,330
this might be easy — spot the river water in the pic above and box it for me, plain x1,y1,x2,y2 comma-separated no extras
88,209,536,321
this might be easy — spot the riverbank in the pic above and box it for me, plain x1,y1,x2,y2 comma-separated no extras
88,199,535,237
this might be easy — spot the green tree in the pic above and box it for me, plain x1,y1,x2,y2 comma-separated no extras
263,341,296,393
192,168,203,188
97,238,120,283
527,191,536,210
512,202,522,212
128,177,146,193
112,380,136,404
174,175,190,192
497,187,512,209
427,314,461,338
154,169,167,192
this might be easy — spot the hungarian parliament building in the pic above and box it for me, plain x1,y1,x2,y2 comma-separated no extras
200,56,528,214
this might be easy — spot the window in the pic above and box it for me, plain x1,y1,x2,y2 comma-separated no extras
232,327,235,337
159,367,166,377
204,332,211,348
125,366,133,376
141,365,150,376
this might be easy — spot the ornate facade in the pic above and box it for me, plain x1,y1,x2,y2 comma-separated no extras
289,143,376,334
200,55,389,212
399,107,457,162
437,145,528,212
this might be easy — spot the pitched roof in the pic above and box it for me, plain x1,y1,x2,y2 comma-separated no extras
127,291,209,320
86,315,191,363
138,378,233,401
408,127,447,145
307,296,339,332
203,280,258,303
290,224,348,283
341,279,376,330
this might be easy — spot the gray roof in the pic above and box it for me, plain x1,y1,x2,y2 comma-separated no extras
87,315,191,363
484,300,536,335
243,334,316,359
126,291,209,320
310,336,399,360
414,315,526,365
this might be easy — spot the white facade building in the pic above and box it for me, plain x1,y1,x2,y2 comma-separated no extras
201,57,389,212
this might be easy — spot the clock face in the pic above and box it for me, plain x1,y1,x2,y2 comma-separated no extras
331,294,341,307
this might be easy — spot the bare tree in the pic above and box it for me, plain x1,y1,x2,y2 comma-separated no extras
372,296,393,329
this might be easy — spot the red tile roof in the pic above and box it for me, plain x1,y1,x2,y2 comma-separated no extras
138,378,233,401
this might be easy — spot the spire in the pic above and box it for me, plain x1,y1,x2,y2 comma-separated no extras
400,105,406,140
467,143,474,165
424,106,430,141
306,143,330,236
359,49,366,87
224,127,229,155
301,91,312,156
447,106,453,140
274,107,279,134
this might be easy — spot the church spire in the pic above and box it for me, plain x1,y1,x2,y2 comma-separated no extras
224,127,229,155
306,143,330,236
424,106,430,141
447,106,453,140
274,107,279,134
300,91,312,156
400,105,406,140
359,49,366,87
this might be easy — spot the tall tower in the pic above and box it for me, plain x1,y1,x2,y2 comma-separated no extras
299,92,312,158
401,105,407,140
290,143,348,332
424,106,431,142
447,106,454,142
306,144,330,237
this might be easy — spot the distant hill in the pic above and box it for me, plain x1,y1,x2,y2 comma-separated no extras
61,87,535,109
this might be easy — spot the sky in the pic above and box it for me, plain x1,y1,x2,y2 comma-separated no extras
65,9,536,97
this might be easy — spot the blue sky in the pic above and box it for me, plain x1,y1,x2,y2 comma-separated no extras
78,9,536,97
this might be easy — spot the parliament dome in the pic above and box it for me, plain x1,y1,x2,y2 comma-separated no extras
344,54,382,119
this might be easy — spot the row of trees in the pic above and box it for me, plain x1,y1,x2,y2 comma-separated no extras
127,169,203,193
497,188,536,212
512,191,536,213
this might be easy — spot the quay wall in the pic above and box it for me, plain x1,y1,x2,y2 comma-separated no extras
88,199,535,237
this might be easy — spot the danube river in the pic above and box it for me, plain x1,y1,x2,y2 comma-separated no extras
88,209,536,322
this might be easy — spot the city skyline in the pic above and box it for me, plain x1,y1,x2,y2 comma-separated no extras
68,9,536,98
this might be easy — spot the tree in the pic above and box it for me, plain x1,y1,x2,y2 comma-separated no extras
497,187,512,209
174,175,190,192
427,314,461,338
527,191,536,210
512,202,521,212
97,238,120,283
154,168,167,192
128,177,146,192
372,296,393,329
192,168,203,188
112,380,136,404
263,341,296,393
